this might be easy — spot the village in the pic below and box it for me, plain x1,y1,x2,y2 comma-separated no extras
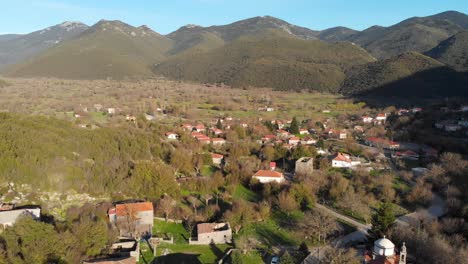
1,92,465,264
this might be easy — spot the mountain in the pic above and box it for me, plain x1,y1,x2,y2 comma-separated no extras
167,16,319,54
0,22,89,70
348,11,468,58
6,20,173,80
341,52,468,97
317,27,358,42
427,10,468,28
155,30,375,93
426,30,468,71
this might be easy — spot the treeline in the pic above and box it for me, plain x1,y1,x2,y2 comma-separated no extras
0,203,116,264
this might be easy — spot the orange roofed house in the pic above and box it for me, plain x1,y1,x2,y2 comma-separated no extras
108,202,154,238
253,163,285,184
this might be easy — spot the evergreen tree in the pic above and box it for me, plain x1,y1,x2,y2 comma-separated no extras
280,251,295,264
371,201,395,238
290,117,300,134
216,119,222,129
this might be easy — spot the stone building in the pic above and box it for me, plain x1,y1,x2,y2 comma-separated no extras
295,157,314,177
189,222,232,245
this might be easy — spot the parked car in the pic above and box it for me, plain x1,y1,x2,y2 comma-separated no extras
271,256,279,264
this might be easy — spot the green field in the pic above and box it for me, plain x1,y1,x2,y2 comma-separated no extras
233,184,261,202
153,219,189,244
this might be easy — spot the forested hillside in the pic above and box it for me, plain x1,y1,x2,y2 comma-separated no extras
0,113,177,197
155,30,375,92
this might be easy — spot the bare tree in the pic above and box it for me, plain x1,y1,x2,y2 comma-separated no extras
157,195,176,222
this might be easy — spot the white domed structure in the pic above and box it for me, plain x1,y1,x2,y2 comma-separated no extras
373,236,395,257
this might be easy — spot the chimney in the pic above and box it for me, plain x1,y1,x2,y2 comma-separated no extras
270,162,276,171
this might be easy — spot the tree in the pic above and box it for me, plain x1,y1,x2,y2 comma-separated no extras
3,216,63,264
371,201,395,238
231,250,244,264
298,209,338,243
157,195,176,221
290,117,300,134
223,200,255,234
187,195,201,216
280,251,295,264
216,119,223,129
322,247,360,264
278,191,298,215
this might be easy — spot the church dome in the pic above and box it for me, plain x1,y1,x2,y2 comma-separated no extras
374,236,395,257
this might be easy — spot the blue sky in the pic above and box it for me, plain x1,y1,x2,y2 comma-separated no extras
2,0,467,34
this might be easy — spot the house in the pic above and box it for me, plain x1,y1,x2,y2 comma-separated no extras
366,137,400,150
276,129,290,138
261,134,276,143
299,129,309,135
331,153,361,168
317,148,328,155
197,136,211,144
354,126,364,133
0,205,41,231
108,202,154,237
189,222,232,245
322,110,331,113
288,137,300,145
165,132,178,140
375,113,387,124
295,157,314,177
107,108,116,115
460,105,468,112
325,129,347,139
211,138,226,146
362,116,374,123
211,153,224,165
394,150,419,160
195,124,205,133
411,107,422,113
252,169,285,184
397,109,409,116
271,120,285,129
211,128,223,135
301,136,317,145
182,124,194,131
240,123,248,128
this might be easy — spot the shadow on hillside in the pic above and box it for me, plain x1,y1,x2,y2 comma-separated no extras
348,67,468,107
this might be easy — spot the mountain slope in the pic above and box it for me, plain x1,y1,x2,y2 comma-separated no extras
167,16,319,55
0,22,89,70
348,11,468,58
155,30,375,92
341,52,468,97
317,27,358,42
6,20,173,80
425,30,468,71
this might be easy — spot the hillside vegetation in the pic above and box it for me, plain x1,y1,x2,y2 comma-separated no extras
342,52,443,95
426,30,468,71
342,52,468,97
348,11,468,59
155,30,375,92
0,113,178,197
6,21,173,80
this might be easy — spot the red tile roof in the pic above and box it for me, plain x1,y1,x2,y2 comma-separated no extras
211,153,224,159
253,170,283,178
333,153,352,163
114,202,153,217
